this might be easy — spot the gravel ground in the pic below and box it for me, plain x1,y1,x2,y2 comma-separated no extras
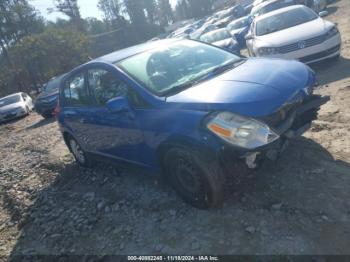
1,0,350,257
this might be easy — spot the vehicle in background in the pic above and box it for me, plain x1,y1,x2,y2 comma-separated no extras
251,0,298,16
57,39,328,208
253,0,270,7
313,0,327,12
190,24,218,40
200,28,240,54
168,26,195,39
244,4,254,13
227,16,253,48
214,15,237,28
246,5,341,64
35,74,65,118
0,93,34,123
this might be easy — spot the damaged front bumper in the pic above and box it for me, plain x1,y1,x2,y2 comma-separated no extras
220,94,330,169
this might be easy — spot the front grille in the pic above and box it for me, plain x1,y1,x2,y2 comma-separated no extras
299,44,340,63
260,102,298,129
278,34,327,54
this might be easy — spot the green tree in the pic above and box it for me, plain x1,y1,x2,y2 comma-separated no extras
144,0,158,24
123,0,147,25
97,0,126,25
157,0,173,26
51,0,84,30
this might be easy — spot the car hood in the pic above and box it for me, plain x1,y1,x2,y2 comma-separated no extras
255,18,333,47
0,102,24,113
166,58,312,117
37,89,59,100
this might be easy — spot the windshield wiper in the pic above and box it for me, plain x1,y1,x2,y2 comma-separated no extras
163,59,245,97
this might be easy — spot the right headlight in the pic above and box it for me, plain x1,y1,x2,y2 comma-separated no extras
326,26,339,39
257,47,278,56
206,112,279,149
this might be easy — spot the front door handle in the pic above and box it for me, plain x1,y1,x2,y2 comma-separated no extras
79,118,86,124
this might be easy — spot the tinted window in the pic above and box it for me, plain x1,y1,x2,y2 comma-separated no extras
260,0,295,15
45,75,65,92
88,69,129,106
63,72,90,106
0,95,21,107
256,7,318,36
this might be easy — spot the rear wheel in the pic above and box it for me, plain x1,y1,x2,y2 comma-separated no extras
163,147,226,209
68,136,95,168
25,106,30,115
41,112,53,119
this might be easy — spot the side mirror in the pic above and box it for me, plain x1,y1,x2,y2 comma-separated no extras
106,97,130,113
245,34,253,40
319,11,328,17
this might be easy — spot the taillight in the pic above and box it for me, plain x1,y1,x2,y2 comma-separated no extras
53,105,61,118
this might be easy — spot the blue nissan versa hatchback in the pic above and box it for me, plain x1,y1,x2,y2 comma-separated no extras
57,39,329,208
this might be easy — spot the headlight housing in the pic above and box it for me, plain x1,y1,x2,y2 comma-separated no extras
326,26,339,39
257,47,278,56
206,112,279,149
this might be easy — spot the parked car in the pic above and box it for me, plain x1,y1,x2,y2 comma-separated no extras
251,0,298,16
35,74,65,118
227,16,253,48
190,24,218,40
295,0,327,11
57,39,329,208
313,0,327,12
0,92,34,123
246,5,341,63
214,15,237,28
253,0,270,7
200,29,240,54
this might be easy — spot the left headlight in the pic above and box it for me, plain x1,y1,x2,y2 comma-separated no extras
206,112,279,149
326,26,339,39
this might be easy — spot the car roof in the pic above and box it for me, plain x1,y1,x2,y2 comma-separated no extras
94,39,179,64
255,4,305,21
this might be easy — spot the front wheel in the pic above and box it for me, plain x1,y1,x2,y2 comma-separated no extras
163,147,226,209
68,136,95,168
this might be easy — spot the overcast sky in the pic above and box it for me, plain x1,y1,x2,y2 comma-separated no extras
32,0,179,21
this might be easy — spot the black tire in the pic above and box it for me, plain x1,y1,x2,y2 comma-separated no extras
67,136,95,168
41,112,53,119
25,106,30,115
331,54,340,61
163,147,226,209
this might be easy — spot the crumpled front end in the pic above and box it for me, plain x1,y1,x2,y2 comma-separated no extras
219,85,330,169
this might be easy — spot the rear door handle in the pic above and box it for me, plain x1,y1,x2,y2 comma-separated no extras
79,118,86,124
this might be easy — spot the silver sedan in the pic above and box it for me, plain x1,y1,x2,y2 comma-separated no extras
0,92,34,123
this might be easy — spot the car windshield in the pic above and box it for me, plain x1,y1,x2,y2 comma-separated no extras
200,30,231,43
45,76,63,92
228,17,250,30
117,40,242,96
258,0,295,15
0,95,21,107
256,7,318,36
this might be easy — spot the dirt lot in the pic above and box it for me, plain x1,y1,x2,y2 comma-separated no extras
1,0,350,257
